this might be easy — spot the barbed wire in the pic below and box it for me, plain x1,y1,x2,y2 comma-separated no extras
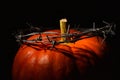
15,21,116,47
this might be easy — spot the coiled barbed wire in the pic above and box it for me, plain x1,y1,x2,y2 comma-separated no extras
15,21,116,47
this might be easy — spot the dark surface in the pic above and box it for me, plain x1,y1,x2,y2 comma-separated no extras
1,1,120,80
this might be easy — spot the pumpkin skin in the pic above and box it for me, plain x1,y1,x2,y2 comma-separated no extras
12,29,107,80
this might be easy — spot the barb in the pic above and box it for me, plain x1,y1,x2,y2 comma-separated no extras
67,24,70,34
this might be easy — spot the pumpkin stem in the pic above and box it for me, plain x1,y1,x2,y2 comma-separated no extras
59,18,67,41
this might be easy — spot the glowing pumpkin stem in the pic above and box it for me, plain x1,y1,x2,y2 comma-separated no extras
60,18,67,41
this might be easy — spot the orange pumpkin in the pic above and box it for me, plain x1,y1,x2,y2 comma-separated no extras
12,19,107,80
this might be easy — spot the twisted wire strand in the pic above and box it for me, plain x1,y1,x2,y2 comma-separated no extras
15,22,116,47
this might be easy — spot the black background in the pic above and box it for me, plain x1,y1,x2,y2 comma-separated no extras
1,0,120,80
